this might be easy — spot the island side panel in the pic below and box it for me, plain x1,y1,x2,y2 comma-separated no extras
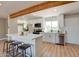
35,36,43,57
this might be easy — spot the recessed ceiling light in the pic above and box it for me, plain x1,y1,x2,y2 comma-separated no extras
53,9,57,12
0,3,2,6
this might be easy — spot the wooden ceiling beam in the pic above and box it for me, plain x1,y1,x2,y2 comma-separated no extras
10,1,75,18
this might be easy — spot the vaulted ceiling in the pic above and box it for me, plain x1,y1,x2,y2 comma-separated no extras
0,1,44,18
0,1,79,19
31,1,79,17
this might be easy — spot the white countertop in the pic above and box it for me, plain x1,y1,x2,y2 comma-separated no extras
7,33,43,44
7,33,42,39
44,32,58,34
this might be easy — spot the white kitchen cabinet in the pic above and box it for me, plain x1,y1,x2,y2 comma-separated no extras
43,33,51,42
58,14,64,28
43,33,59,44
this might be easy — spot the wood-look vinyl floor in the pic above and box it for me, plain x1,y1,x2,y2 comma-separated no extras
0,40,79,57
39,42,79,57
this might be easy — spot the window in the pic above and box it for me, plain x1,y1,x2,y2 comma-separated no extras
44,20,58,32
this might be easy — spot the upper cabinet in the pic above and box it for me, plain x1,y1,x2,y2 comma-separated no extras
57,14,64,29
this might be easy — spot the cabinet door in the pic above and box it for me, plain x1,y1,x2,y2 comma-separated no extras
50,33,55,43
43,33,58,44
43,33,50,42
50,33,59,44
55,34,59,43
58,15,64,28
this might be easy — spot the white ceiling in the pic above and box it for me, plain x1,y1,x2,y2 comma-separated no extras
0,1,79,18
0,1,44,18
31,2,79,17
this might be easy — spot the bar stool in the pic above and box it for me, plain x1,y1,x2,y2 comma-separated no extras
3,40,15,56
18,44,32,57
9,41,22,57
3,40,15,53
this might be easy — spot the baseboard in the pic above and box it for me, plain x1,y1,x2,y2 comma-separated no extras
42,41,79,46
0,35,7,40
42,41,56,45
66,43,79,46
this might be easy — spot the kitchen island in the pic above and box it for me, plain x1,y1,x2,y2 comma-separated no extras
7,33,43,57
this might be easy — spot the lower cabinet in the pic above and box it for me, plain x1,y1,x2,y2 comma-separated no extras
43,33,59,44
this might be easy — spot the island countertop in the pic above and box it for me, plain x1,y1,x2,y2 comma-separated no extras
7,33,43,44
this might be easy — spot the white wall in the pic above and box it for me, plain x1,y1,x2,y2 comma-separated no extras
8,17,18,34
65,14,79,45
